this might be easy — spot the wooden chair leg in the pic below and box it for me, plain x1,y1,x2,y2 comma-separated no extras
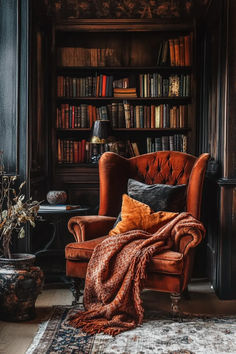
170,292,181,318
71,278,84,305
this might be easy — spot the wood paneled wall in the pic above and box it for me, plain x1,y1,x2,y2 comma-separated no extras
198,0,236,299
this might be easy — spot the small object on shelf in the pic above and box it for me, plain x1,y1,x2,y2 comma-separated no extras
90,120,111,144
39,204,81,211
46,190,67,205
113,87,137,98
90,120,111,163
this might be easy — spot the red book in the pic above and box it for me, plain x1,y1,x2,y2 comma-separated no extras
74,141,79,163
179,36,185,66
174,39,180,66
65,104,69,129
102,75,107,97
184,35,191,66
88,105,93,128
61,104,65,128
92,106,96,122
81,139,86,162
144,106,147,128
168,39,175,66
57,138,62,163
78,141,82,163
56,107,60,128
71,106,75,128
96,76,100,97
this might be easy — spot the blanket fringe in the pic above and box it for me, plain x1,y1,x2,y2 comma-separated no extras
69,317,136,336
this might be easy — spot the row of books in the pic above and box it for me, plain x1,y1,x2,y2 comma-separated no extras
56,103,189,129
57,136,187,164
57,75,130,98
139,74,191,97
57,139,127,164
121,103,188,129
57,138,87,164
57,73,190,98
57,104,101,129
157,34,192,67
57,47,120,67
146,135,187,153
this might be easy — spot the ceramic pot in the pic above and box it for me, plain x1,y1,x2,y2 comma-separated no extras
0,254,44,321
46,190,67,205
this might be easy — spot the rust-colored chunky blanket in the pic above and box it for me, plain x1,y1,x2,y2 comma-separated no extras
69,212,205,336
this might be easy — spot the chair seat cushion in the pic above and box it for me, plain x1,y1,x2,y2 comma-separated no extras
65,236,184,275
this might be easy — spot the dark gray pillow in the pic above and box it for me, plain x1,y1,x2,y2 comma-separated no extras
127,178,186,212
113,179,186,227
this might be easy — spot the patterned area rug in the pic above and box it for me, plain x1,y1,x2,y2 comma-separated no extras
26,305,236,354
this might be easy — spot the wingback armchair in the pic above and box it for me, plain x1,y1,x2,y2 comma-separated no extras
65,151,210,313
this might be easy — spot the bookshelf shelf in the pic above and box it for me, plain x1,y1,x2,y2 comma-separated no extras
56,128,190,132
56,128,91,132
57,66,192,72
56,97,192,102
57,163,98,168
55,19,193,32
51,19,196,207
112,128,190,132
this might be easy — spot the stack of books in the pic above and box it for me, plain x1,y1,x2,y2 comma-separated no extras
113,88,137,98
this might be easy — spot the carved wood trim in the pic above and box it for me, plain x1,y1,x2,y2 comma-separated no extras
55,19,193,32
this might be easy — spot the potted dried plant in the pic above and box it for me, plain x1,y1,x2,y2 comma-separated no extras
0,153,43,321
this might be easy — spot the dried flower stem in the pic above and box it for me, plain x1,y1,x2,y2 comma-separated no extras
0,152,40,259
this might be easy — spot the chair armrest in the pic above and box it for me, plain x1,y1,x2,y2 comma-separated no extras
172,215,206,255
68,215,116,242
176,234,202,255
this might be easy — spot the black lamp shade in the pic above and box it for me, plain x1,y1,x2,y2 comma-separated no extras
91,120,111,143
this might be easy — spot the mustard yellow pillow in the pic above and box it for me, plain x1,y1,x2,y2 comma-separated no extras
109,194,177,236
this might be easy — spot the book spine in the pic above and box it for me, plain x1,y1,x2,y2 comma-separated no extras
102,75,107,97
151,105,155,129
184,34,191,66
169,39,175,66
124,102,131,128
81,104,87,128
111,102,118,128
174,39,180,66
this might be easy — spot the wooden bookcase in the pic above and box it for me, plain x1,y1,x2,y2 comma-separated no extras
50,19,196,209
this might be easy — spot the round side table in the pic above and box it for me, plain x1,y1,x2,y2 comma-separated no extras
33,206,90,286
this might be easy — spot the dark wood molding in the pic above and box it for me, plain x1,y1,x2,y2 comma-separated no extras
0,0,20,173
55,19,193,32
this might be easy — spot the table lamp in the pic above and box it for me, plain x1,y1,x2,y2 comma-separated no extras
90,120,111,144
90,120,111,163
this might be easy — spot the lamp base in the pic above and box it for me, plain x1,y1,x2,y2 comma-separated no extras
91,154,102,164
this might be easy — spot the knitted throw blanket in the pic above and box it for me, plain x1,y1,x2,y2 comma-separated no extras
69,212,205,336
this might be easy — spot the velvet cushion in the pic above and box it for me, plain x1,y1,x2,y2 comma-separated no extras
113,179,186,227
128,179,186,212
109,194,177,236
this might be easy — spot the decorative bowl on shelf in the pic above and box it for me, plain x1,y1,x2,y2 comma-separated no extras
46,190,67,205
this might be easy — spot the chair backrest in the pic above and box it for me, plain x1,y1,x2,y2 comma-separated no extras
98,151,210,220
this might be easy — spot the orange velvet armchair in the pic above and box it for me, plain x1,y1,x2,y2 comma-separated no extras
65,151,210,313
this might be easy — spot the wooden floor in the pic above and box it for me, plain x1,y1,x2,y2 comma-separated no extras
0,280,236,354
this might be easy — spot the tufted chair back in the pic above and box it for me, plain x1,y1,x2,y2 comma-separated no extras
98,151,210,220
